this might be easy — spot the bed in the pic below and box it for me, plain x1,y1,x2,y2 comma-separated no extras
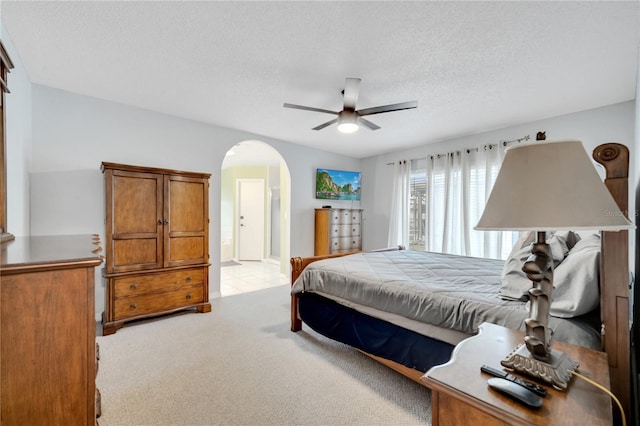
290,143,631,417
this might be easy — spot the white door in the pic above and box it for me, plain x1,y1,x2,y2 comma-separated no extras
270,187,281,258
238,179,265,261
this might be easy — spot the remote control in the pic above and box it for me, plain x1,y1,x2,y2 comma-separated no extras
481,364,547,396
487,378,543,409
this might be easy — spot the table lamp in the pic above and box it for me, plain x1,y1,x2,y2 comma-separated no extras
475,139,633,389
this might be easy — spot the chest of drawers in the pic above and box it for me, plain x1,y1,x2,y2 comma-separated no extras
314,208,362,255
1,235,103,425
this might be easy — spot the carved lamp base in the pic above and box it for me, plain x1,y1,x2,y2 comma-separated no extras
501,343,579,390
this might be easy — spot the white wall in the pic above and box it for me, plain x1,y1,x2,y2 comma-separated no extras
28,85,360,319
361,101,637,252
2,24,31,236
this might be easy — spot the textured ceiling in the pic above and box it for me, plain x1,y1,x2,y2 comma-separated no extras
2,1,638,159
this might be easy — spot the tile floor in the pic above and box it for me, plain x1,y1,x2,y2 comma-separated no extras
220,259,289,296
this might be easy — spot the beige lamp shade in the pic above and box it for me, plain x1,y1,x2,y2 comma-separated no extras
475,139,634,231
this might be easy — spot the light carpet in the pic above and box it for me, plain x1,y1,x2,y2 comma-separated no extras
96,284,432,425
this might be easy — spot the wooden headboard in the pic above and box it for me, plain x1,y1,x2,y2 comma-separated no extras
593,142,631,421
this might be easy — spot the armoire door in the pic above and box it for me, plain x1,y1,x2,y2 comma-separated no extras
106,169,163,272
164,174,209,268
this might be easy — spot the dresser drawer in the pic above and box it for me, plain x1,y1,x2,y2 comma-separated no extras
113,285,205,320
113,268,205,297
329,210,339,224
350,210,362,224
330,224,352,238
331,236,358,251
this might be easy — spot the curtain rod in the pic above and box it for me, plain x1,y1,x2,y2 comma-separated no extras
501,134,531,147
387,132,542,165
428,144,498,160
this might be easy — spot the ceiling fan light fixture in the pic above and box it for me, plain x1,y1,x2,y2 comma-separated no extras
337,122,359,134
337,110,359,134
283,77,417,132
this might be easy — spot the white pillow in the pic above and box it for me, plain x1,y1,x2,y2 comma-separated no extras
550,233,600,318
499,231,576,301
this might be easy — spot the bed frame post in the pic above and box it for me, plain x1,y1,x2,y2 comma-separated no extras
593,142,630,424
290,257,304,331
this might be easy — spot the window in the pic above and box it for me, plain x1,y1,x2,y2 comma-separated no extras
409,158,426,250
409,148,516,259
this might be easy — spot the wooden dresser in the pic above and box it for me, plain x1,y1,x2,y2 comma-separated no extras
314,208,362,255
101,162,211,335
1,234,103,425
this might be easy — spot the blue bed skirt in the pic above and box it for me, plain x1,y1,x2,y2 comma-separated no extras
298,292,454,372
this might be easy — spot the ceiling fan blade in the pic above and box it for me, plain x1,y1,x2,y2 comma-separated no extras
343,78,361,110
359,117,381,131
312,118,339,130
357,100,418,117
283,103,339,115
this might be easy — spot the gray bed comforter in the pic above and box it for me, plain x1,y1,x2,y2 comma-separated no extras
291,250,601,349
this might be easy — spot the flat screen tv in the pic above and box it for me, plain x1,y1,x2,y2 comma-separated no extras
316,168,361,201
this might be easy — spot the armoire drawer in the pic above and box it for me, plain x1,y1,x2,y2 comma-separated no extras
112,268,205,298
113,285,205,320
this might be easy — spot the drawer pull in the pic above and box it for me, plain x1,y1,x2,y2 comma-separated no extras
186,294,192,300
130,303,137,310
130,283,138,290
186,276,192,283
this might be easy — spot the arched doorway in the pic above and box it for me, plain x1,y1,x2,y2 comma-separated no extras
220,140,291,295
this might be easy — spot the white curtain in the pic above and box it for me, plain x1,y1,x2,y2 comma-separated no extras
425,145,510,259
464,145,508,258
387,160,410,248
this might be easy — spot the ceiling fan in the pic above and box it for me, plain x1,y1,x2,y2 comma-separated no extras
283,78,418,133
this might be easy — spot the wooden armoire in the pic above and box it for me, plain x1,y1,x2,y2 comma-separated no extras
101,162,211,335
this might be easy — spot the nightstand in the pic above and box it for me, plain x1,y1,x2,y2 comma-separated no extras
422,322,612,426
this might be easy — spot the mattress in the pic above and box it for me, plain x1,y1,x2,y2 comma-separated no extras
291,250,601,349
